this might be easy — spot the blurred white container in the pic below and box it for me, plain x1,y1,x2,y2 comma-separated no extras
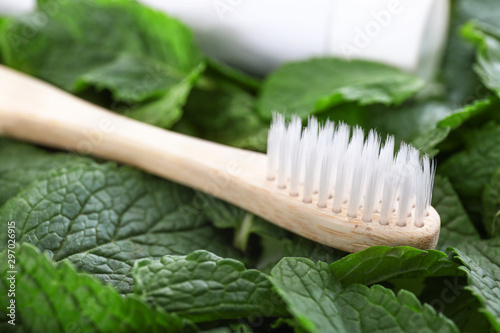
140,0,450,80
1,0,450,80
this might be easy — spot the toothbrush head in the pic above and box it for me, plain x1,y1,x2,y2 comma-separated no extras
266,113,439,250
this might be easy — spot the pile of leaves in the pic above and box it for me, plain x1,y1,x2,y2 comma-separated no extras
1,0,500,332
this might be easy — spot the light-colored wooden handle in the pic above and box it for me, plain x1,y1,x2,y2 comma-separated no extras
0,65,440,253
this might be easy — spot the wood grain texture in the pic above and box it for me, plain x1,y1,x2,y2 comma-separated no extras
0,65,440,253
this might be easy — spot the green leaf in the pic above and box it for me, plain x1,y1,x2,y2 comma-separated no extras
206,58,261,92
411,97,499,156
133,250,288,323
0,243,191,332
462,21,500,98
452,239,500,331
359,101,452,146
257,58,424,119
271,317,306,332
123,62,205,128
0,162,243,294
432,176,480,250
0,139,92,205
283,236,347,264
411,127,451,156
437,97,495,129
79,54,188,103
444,291,493,333
270,258,459,333
440,0,497,105
315,100,453,149
365,101,453,144
330,246,462,286
196,192,290,251
0,0,203,127
0,139,60,172
418,277,493,333
483,166,500,237
440,123,500,222
180,75,268,151
411,96,500,159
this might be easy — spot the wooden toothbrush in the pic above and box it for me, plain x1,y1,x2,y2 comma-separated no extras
0,65,440,253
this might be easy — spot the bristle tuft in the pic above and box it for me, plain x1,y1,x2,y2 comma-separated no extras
266,114,436,227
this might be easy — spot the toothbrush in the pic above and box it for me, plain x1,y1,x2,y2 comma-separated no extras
0,65,440,253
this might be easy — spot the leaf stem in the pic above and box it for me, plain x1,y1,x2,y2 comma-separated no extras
234,213,254,252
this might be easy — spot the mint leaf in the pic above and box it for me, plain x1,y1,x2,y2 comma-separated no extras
257,58,424,119
0,0,203,127
413,96,500,160
270,258,459,333
271,318,308,333
437,97,495,129
444,291,492,333
79,54,190,103
133,250,287,322
181,75,268,151
283,236,347,264
0,139,62,172
0,162,243,294
462,21,500,97
441,0,497,105
411,127,451,156
419,277,493,333
0,243,191,332
432,176,480,250
0,139,91,205
197,192,290,251
330,246,462,286
313,100,452,148
123,62,205,128
363,101,452,144
206,58,261,91
441,123,500,221
411,97,499,156
452,239,500,331
483,166,500,237
1,0,201,91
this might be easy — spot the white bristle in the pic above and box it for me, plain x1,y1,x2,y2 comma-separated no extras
286,116,302,183
329,123,350,198
332,127,364,213
266,113,285,180
285,116,302,178
332,154,348,213
344,127,365,199
302,144,317,203
414,156,435,227
266,115,436,227
346,130,380,218
396,171,413,227
360,131,381,221
362,163,382,222
314,122,334,193
317,150,334,208
289,128,302,196
374,136,395,210
277,132,287,189
379,170,400,225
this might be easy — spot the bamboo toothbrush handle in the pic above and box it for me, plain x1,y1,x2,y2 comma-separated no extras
0,65,264,192
0,65,440,253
